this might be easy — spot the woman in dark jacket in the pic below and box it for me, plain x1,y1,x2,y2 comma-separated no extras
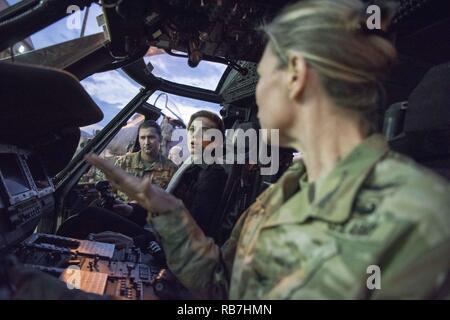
165,110,227,238
133,110,228,239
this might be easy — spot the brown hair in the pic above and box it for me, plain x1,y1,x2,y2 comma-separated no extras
138,120,162,138
187,110,225,139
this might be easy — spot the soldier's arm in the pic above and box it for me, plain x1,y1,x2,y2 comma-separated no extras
150,206,247,299
368,177,450,299
265,175,450,299
264,219,449,299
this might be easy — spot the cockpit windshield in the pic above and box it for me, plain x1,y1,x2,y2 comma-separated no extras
144,51,228,91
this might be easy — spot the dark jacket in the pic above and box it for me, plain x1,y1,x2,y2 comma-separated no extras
129,163,227,243
172,164,227,240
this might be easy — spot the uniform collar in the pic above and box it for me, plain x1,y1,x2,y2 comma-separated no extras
264,134,390,227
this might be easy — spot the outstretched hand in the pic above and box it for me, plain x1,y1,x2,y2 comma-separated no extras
84,154,183,215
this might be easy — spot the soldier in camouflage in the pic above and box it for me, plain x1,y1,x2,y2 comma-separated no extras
54,120,178,237
113,147,177,202
80,120,177,195
84,0,450,299
97,120,177,202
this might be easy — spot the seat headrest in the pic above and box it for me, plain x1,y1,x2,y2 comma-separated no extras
406,63,450,133
225,121,260,158
0,62,103,146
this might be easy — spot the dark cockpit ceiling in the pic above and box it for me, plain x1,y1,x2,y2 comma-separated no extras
104,0,450,107
218,0,450,109
96,0,450,66
1,0,449,106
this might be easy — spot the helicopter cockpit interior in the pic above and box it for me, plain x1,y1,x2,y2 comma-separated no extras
0,0,449,299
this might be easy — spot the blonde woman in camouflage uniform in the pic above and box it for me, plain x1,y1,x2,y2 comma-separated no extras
86,0,450,299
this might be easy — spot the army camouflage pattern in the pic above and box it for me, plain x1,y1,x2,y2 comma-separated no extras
82,151,177,200
112,151,177,201
149,134,450,299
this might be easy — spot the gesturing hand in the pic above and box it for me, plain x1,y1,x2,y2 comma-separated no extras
84,154,183,216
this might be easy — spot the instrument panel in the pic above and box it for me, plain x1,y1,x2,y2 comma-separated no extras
0,144,164,300
15,233,160,299
0,144,55,251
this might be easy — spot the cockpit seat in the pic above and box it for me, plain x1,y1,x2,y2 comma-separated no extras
383,62,450,180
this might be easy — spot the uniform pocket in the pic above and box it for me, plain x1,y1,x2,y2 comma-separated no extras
150,169,171,188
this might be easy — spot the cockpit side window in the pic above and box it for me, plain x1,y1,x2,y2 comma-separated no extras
0,2,104,63
75,69,142,157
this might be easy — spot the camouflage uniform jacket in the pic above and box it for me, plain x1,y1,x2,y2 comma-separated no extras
114,151,177,201
149,134,450,299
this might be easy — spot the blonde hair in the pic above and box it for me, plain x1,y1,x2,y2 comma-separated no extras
264,0,397,130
